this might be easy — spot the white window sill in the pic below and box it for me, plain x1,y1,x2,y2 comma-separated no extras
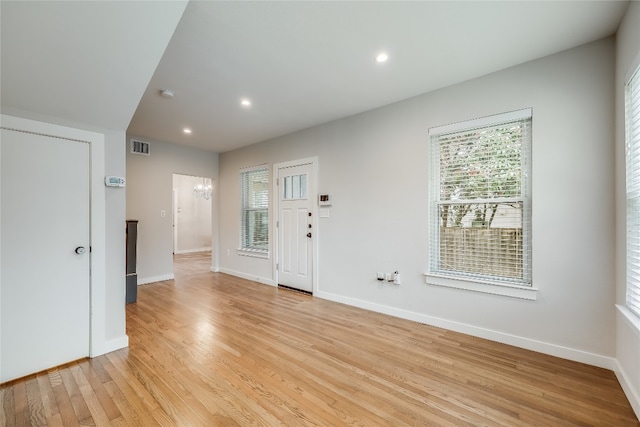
425,273,538,300
617,304,640,334
237,248,269,259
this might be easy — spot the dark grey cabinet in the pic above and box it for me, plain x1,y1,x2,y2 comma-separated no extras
126,220,138,304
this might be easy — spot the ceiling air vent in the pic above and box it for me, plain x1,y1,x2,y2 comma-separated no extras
131,139,150,155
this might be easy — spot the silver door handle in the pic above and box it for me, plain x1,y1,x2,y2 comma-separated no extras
75,246,86,255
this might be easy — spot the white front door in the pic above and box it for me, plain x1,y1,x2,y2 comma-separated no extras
1,128,91,383
277,163,314,293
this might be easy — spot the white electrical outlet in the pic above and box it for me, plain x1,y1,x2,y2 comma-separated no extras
393,271,401,285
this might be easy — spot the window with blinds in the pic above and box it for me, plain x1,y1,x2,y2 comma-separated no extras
240,167,269,253
626,65,640,317
428,109,532,287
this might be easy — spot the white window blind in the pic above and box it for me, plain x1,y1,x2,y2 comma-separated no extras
429,109,532,287
240,167,269,252
626,65,640,317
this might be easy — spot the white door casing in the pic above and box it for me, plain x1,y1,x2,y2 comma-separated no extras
1,128,91,382
275,159,317,293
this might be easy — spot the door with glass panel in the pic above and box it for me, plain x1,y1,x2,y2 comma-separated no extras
278,163,314,293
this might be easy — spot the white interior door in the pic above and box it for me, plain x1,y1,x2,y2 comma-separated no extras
1,128,91,383
278,163,314,293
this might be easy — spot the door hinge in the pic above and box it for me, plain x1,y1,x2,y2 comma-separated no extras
276,220,279,228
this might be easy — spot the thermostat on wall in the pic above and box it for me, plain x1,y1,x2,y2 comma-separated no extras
319,194,331,206
105,176,126,187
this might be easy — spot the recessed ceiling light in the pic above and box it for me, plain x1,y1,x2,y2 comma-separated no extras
183,128,192,134
160,89,175,98
240,98,252,107
375,52,389,63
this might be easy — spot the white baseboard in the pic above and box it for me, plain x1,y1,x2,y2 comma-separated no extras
90,335,128,358
615,360,640,420
174,247,211,255
211,266,220,273
218,267,275,286
314,290,616,370
138,274,174,285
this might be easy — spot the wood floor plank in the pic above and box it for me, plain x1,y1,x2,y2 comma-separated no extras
37,371,60,425
0,386,7,426
102,379,157,427
49,365,82,426
12,380,30,426
78,360,121,422
1,381,16,426
25,375,46,426
1,251,638,426
68,363,112,426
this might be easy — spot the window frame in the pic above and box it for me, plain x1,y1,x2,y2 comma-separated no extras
425,109,537,300
626,62,640,317
238,165,270,258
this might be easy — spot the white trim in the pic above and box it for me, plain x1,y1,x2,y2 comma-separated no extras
0,114,112,358
138,274,174,285
429,108,532,136
89,131,108,358
315,289,614,369
174,247,212,255
615,360,640,422
239,166,269,253
617,303,640,334
95,336,129,357
625,50,640,84
272,156,319,170
273,157,319,294
218,268,275,286
172,188,178,254
239,163,269,173
237,248,269,258
425,273,538,300
615,306,640,420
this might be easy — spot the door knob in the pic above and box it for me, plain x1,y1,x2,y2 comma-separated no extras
307,232,312,238
75,246,86,255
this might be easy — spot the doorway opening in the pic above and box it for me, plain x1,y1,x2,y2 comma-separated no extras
172,173,213,278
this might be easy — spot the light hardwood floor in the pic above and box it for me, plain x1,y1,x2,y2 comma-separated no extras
2,252,638,426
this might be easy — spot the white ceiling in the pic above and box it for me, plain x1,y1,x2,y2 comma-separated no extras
1,1,630,153
1,1,188,130
128,0,629,153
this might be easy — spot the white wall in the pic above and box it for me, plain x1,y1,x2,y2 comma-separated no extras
173,174,212,254
104,129,127,345
219,38,616,367
615,0,640,418
126,138,219,284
